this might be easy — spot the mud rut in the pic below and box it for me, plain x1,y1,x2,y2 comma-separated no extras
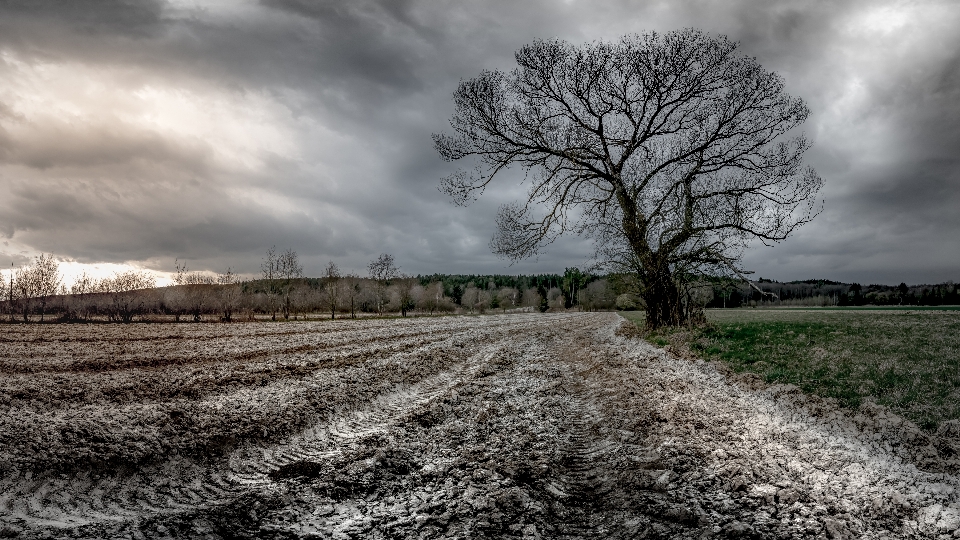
1,313,959,539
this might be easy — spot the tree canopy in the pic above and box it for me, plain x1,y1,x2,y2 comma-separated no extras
434,29,823,328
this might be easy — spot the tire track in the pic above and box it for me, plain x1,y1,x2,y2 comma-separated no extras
545,397,617,539
531,320,672,540
228,343,500,487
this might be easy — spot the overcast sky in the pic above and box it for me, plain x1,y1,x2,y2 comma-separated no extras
0,0,958,285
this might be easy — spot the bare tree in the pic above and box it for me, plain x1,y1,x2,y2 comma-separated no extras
1,265,18,322
260,249,280,320
0,268,6,320
216,268,242,322
99,270,157,322
395,276,416,317
435,30,823,328
367,253,398,315
579,279,616,311
174,259,190,286
260,248,278,281
171,260,216,321
13,264,36,322
521,287,541,310
418,281,445,315
460,285,475,313
260,247,303,320
66,271,97,320
322,261,341,320
497,287,519,312
277,249,303,280
343,274,362,319
29,254,60,322
289,283,314,320
277,249,303,319
162,286,188,322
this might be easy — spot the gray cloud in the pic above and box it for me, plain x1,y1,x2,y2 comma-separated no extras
0,0,165,37
0,0,957,283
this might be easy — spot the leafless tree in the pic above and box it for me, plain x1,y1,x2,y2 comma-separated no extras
521,287,541,310
99,270,157,322
497,287,519,312
579,279,616,311
546,288,565,311
461,285,479,313
395,276,416,317
170,261,216,321
65,270,97,321
342,274,362,319
278,249,303,319
277,249,303,280
162,286,188,322
367,253,398,315
260,247,303,320
289,283,314,320
174,259,190,286
2,265,16,322
13,265,36,322
418,281,445,315
322,261,342,320
260,248,278,281
216,268,242,322
435,29,823,328
0,267,8,320
260,249,281,320
26,254,60,322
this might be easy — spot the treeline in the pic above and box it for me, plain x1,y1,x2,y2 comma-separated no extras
704,278,960,307
0,252,626,323
5,251,954,323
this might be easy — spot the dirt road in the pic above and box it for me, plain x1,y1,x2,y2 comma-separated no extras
1,313,958,539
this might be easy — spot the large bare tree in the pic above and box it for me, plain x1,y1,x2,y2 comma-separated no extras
434,30,823,328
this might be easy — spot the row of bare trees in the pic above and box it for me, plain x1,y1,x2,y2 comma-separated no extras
1,249,629,323
1,254,160,322
3,254,61,322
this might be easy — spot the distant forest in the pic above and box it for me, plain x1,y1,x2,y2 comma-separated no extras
416,274,960,309
708,278,960,308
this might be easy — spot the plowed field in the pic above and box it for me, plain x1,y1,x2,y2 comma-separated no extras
1,313,958,539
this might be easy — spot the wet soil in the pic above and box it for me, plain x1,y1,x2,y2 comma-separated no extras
1,313,958,539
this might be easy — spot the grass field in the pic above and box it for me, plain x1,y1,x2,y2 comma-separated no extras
622,308,960,431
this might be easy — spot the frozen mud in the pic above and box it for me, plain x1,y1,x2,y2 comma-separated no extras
0,313,958,539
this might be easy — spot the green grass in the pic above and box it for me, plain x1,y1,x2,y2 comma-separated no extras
620,309,960,431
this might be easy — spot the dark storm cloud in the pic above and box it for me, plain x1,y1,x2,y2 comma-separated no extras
0,0,957,283
0,0,165,37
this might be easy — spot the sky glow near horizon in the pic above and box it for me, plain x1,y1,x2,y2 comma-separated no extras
0,0,958,286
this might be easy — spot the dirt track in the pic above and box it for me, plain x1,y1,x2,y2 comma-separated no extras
1,312,959,539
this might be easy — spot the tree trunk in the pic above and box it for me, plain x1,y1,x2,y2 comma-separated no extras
641,264,687,330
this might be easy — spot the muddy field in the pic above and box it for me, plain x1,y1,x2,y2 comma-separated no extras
1,313,959,539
